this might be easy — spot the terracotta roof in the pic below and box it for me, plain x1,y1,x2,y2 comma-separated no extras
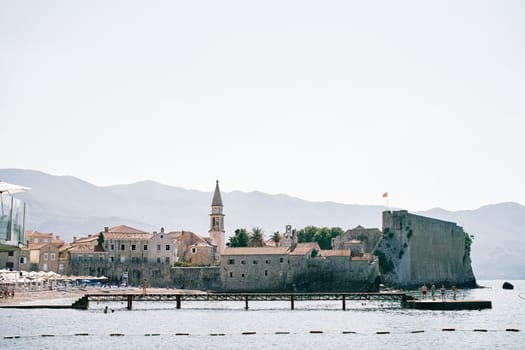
222,247,290,256
319,249,350,257
168,231,206,243
352,253,373,261
26,230,54,237
108,225,148,234
290,242,320,256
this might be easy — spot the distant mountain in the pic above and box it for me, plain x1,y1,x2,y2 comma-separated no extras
1,168,524,279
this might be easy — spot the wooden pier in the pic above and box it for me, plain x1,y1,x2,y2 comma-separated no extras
404,299,492,310
73,292,414,310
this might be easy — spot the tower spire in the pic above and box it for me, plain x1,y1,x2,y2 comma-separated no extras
211,180,223,207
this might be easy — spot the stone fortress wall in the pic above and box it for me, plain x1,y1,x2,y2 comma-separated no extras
377,210,476,288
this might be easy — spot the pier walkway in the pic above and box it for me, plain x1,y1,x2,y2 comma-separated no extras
73,292,414,310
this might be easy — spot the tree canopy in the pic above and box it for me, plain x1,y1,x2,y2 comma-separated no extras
249,227,265,247
297,226,343,249
227,228,249,247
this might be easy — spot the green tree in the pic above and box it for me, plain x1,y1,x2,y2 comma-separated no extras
227,228,249,247
271,231,281,246
249,226,265,247
313,227,332,249
97,232,105,246
298,226,318,243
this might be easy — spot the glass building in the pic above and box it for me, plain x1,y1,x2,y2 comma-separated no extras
0,194,27,252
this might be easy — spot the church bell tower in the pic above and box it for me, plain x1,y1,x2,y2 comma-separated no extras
209,180,225,256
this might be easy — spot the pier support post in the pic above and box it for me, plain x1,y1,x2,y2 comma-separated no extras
176,295,181,309
127,295,133,310
342,295,346,310
245,296,249,310
291,295,295,310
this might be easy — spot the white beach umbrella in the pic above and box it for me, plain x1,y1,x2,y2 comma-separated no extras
0,181,31,194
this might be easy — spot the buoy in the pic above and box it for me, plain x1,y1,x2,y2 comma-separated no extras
376,331,390,335
442,328,455,332
175,333,189,336
75,333,89,336
342,331,356,334
242,331,256,335
506,329,519,332
41,334,55,337
275,331,290,334
110,333,125,337
310,330,323,334
411,330,424,333
474,329,487,332
209,333,225,336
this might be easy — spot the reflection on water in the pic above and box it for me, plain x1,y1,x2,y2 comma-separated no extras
1,280,524,349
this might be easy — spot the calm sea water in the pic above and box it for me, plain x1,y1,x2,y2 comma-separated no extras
1,280,524,349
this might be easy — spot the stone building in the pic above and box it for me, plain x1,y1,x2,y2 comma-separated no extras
18,231,65,272
220,242,379,292
375,210,476,288
332,225,382,253
168,230,216,266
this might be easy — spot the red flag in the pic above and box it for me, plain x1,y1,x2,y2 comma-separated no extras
382,192,388,198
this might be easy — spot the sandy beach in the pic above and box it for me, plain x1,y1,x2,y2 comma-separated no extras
0,287,205,306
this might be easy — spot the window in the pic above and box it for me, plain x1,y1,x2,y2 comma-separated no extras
43,253,49,261
144,245,148,251
8,251,14,256
166,244,170,251
279,257,284,263
241,260,246,265
120,244,125,251
191,247,196,254
265,259,270,264
111,244,114,250
241,273,245,278
20,257,26,264
157,257,161,263
59,263,64,271
253,260,258,265
165,257,170,263
143,257,148,263
50,253,56,261
265,270,268,276
110,257,114,262
157,245,161,251
99,256,104,262
227,259,235,265
131,244,136,251
78,255,83,261
229,272,233,278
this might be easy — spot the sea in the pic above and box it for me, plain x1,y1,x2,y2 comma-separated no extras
1,280,524,349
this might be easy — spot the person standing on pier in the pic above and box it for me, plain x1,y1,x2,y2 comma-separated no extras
143,279,148,295
431,283,436,301
452,285,457,300
421,284,427,299
440,285,446,302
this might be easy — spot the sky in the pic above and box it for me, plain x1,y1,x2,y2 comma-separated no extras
1,1,524,212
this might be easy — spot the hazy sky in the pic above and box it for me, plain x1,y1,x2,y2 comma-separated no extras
1,1,524,211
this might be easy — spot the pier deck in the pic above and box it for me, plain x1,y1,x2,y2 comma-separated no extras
74,292,414,310
404,299,492,310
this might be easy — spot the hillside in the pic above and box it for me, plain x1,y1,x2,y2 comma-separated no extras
1,168,524,279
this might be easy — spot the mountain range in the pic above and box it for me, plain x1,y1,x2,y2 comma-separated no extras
1,168,523,279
